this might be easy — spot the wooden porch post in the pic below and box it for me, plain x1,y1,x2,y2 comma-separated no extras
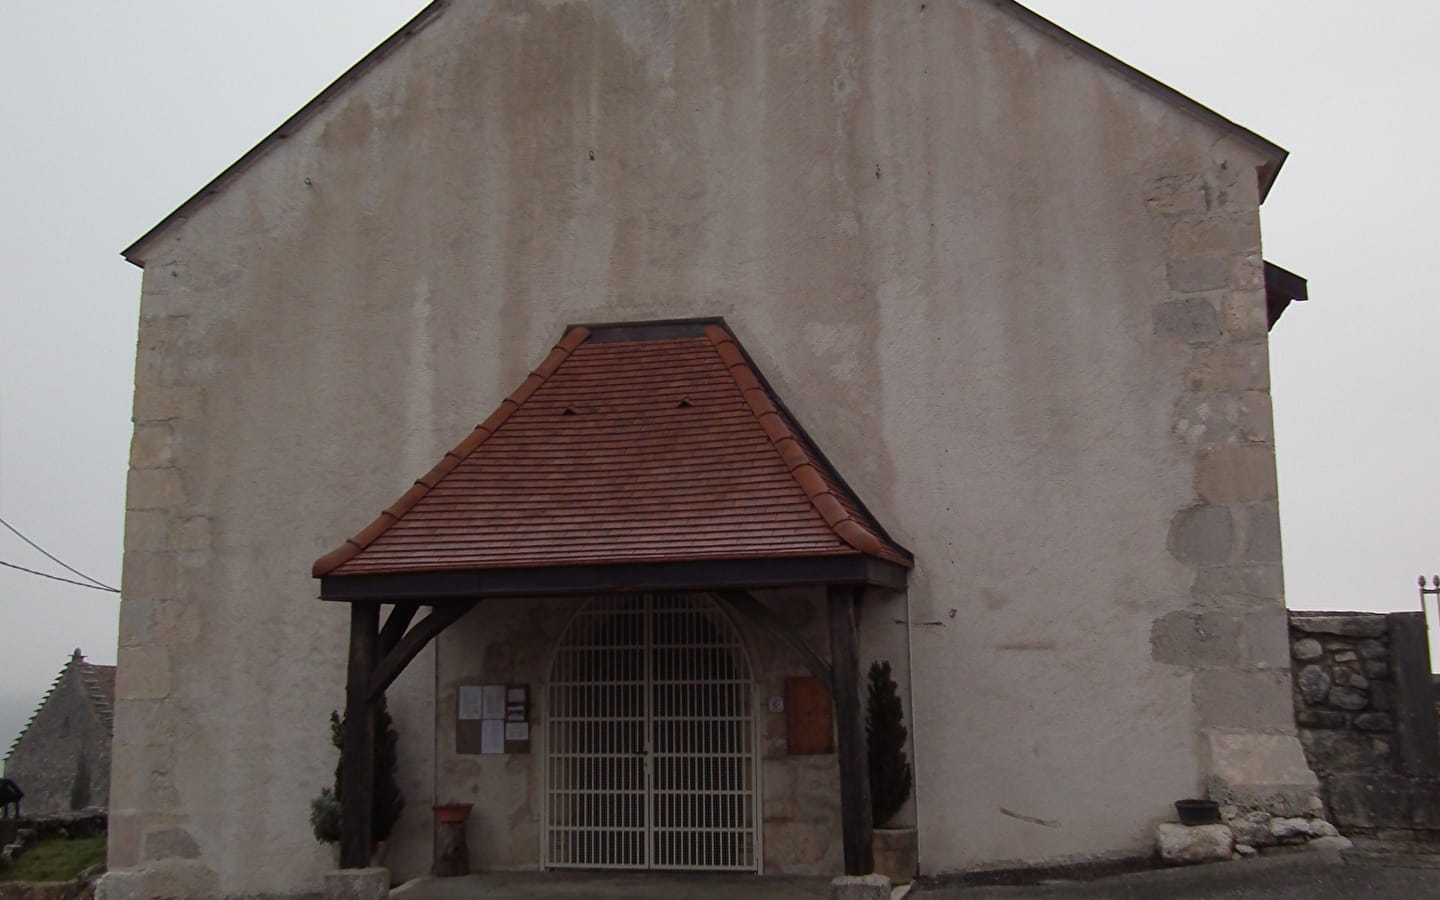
340,600,380,869
827,585,874,875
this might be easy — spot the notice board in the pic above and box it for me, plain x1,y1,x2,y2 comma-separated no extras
456,683,531,755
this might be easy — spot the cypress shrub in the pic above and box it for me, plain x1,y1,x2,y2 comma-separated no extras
866,660,913,828
310,696,405,846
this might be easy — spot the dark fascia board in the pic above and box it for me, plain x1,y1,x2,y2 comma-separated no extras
571,317,727,343
319,555,910,603
993,1,1288,202
121,1,452,268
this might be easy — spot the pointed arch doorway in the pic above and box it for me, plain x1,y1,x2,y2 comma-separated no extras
544,592,759,870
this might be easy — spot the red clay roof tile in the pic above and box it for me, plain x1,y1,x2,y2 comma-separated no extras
313,321,911,578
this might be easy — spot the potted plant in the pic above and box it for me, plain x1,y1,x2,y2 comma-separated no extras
867,660,916,884
432,803,474,876
309,696,405,865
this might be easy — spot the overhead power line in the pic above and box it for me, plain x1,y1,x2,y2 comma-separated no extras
0,559,119,593
0,515,119,592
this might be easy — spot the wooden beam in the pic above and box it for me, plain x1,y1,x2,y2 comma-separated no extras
379,602,418,656
321,554,909,602
828,585,874,876
369,602,475,700
716,590,833,695
340,601,379,869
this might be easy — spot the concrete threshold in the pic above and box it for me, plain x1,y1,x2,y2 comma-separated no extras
390,870,833,899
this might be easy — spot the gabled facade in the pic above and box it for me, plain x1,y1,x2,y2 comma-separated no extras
5,650,114,814
109,2,1317,897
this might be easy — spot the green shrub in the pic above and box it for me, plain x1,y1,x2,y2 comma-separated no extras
309,787,341,844
866,660,913,828
310,696,404,846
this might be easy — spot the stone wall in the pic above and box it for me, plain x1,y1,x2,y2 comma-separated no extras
1144,173,1317,820
1289,612,1440,841
3,658,111,815
0,810,109,851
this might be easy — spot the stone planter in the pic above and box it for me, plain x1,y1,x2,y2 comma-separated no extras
872,827,917,885
322,867,390,900
433,804,472,876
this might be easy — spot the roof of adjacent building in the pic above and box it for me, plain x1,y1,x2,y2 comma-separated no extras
83,662,117,730
313,321,911,578
5,650,115,764
123,0,1287,267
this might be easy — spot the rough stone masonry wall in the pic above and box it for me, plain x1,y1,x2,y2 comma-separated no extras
1145,171,1319,816
109,310,211,891
112,289,438,897
3,662,111,815
1289,612,1440,841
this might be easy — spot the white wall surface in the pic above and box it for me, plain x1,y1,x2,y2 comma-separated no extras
111,2,1297,893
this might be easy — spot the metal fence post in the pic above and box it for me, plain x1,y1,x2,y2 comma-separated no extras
1420,576,1439,669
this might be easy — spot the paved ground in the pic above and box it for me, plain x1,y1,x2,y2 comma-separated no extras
391,847,1440,898
391,870,832,899
913,848,1440,899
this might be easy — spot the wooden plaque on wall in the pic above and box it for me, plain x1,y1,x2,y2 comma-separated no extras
786,676,834,755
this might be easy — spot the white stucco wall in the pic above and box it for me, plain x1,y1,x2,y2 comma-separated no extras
110,2,1306,895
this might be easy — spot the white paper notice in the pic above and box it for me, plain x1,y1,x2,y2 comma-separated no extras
504,722,529,742
457,686,484,720
481,685,507,720
481,719,505,754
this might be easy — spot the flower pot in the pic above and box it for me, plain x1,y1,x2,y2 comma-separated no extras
1174,799,1220,826
872,827,918,885
433,803,473,824
433,804,472,876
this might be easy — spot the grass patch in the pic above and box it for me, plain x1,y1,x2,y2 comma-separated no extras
0,835,105,882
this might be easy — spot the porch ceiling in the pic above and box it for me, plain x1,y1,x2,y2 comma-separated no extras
312,319,911,599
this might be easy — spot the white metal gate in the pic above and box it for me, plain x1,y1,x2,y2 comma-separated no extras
544,593,758,870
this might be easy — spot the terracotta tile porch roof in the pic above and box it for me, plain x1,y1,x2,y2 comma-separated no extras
313,320,911,579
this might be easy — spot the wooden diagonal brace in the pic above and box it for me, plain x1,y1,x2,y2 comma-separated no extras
368,601,475,700
716,589,833,695
377,599,417,656
379,602,419,656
